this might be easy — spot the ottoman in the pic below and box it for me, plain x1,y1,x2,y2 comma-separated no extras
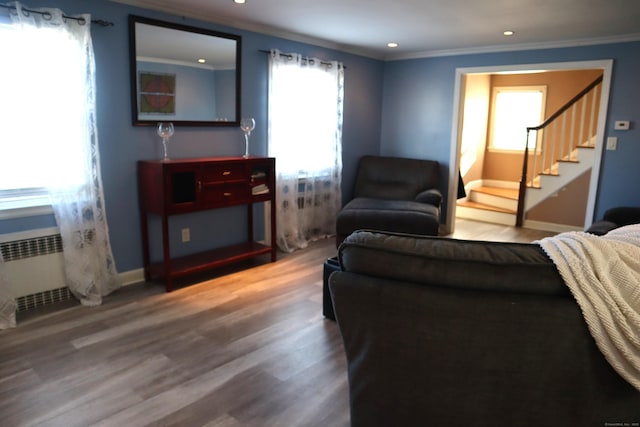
335,198,440,247
322,256,340,321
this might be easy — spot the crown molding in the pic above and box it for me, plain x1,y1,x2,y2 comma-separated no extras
384,33,640,61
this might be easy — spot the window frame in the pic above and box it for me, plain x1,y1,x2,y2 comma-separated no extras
0,188,52,219
487,85,547,153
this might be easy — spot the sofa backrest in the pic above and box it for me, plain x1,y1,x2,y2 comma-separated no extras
354,155,439,200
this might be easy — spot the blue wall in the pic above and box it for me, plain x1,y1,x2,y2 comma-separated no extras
2,0,639,276
380,44,640,222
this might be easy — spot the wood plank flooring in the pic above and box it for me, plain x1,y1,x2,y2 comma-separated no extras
0,220,556,426
448,218,556,242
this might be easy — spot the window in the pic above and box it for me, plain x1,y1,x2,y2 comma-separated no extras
268,57,343,175
0,18,86,215
267,50,344,252
489,86,546,152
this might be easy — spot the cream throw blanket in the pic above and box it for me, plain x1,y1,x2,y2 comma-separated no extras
536,224,640,391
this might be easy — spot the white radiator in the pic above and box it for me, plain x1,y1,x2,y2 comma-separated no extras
0,227,71,311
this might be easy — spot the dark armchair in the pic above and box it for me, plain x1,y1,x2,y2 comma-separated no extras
335,155,441,246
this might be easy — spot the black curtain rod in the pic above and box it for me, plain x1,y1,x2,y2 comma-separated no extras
0,4,114,26
259,49,345,69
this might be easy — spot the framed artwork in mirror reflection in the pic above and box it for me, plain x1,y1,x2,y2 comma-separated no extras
138,71,176,114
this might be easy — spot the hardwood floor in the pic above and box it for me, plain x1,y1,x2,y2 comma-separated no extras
449,218,557,242
0,220,556,426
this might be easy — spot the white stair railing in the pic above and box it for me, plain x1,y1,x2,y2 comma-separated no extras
516,75,603,226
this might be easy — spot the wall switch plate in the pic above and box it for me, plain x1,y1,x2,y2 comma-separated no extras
606,137,618,150
614,120,630,130
181,228,190,242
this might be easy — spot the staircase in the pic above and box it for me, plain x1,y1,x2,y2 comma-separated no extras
457,143,595,225
457,75,602,227
457,185,519,225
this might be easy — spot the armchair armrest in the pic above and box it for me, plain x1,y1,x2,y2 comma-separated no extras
414,188,442,206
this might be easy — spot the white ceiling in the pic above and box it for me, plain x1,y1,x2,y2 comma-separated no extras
115,0,640,60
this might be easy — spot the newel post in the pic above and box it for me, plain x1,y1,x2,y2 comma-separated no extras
515,129,530,227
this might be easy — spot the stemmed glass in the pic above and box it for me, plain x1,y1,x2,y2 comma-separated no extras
157,122,174,160
240,118,255,158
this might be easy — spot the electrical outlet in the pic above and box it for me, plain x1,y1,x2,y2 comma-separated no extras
606,137,618,151
614,120,630,130
181,228,190,242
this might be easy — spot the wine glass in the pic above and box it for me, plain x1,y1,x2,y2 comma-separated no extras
157,122,174,160
240,118,255,158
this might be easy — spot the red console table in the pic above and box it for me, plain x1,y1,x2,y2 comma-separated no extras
137,156,276,291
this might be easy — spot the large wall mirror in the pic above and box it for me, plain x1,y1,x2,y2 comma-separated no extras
129,15,241,126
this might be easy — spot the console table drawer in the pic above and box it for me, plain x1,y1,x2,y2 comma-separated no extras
201,183,249,204
202,163,246,182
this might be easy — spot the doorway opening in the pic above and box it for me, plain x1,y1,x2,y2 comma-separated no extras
445,60,613,235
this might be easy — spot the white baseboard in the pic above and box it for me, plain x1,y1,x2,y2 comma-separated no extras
456,205,516,226
117,268,145,287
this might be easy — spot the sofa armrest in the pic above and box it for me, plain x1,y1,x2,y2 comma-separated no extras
585,220,618,236
414,188,442,206
602,206,640,226
338,230,568,296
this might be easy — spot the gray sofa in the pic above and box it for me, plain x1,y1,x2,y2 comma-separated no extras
335,155,441,247
329,230,640,427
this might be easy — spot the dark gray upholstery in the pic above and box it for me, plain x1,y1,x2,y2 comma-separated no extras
335,156,441,246
586,206,640,235
329,230,640,427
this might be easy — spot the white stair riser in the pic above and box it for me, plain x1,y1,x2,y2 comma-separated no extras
470,192,518,211
456,205,516,226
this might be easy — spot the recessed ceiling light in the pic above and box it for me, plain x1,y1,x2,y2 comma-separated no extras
387,42,399,48
503,30,514,36
198,58,206,63
234,0,245,3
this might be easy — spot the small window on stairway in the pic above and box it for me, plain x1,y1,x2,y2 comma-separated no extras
489,86,546,152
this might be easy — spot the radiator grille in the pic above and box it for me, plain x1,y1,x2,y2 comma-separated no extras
16,287,72,312
1,233,72,311
0,234,62,262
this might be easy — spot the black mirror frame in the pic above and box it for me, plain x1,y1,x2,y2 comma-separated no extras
128,15,242,127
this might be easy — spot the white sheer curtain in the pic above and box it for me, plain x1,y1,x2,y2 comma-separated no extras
4,3,118,307
268,49,344,252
